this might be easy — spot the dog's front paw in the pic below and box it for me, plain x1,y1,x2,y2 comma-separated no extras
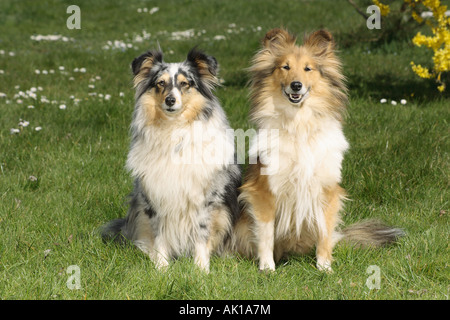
194,259,210,274
316,258,333,273
259,260,276,272
154,255,170,271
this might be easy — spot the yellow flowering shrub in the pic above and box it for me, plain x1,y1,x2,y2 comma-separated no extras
373,0,449,91
373,0,391,16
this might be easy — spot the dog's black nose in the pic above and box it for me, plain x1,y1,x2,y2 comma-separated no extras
290,81,303,92
165,96,176,107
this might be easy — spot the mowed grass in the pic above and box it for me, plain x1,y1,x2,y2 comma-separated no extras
0,0,448,300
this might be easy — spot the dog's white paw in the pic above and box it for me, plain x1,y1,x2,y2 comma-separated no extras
316,258,333,273
195,258,210,274
154,255,170,271
259,259,276,272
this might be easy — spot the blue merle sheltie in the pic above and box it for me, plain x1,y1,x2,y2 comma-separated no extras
101,48,241,272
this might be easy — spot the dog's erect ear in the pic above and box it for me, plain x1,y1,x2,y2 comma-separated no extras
187,48,219,88
262,28,296,50
131,50,163,76
187,48,218,78
303,30,335,56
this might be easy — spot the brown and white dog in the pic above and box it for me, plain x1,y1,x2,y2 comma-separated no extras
233,28,403,272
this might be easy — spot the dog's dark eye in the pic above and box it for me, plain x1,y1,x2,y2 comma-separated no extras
282,65,290,70
304,66,312,72
179,81,189,87
157,80,165,86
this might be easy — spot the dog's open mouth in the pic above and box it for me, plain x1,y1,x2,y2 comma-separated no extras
284,88,310,105
288,93,301,103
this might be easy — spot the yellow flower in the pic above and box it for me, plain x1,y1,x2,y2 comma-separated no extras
411,62,432,79
411,11,424,23
372,0,391,16
408,0,449,91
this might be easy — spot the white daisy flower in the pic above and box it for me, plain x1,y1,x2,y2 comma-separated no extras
400,99,407,105
380,98,387,103
59,104,66,110
213,35,226,41
391,100,397,105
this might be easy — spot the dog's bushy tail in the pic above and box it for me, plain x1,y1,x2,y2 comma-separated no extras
100,218,127,243
338,219,405,248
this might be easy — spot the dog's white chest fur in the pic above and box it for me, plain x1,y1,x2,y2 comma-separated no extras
125,118,235,256
127,119,234,212
254,106,349,238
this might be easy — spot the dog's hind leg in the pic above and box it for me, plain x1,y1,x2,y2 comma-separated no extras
315,185,344,273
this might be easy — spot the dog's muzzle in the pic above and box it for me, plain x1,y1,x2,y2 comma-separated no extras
163,89,182,114
284,81,309,105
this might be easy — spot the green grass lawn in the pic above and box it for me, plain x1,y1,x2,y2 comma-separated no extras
0,0,448,300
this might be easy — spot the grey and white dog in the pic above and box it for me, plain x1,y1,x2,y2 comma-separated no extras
102,48,241,272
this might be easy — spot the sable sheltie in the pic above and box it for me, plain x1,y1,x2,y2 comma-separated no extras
102,48,241,272
233,28,403,272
